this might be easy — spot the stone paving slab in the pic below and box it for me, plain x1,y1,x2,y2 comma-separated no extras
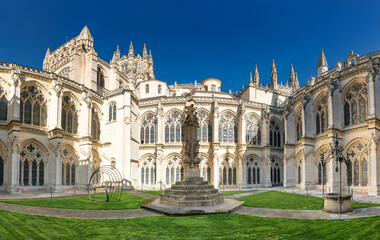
0,202,162,219
236,206,380,219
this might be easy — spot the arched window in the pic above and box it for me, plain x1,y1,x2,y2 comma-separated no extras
344,82,367,126
220,157,236,186
318,159,327,185
165,157,182,186
200,157,212,183
298,165,301,184
109,102,117,122
62,96,78,134
0,87,7,121
0,157,4,186
246,157,260,185
271,158,282,185
61,147,77,186
296,115,302,141
218,113,237,143
158,85,162,94
140,113,157,144
140,157,155,186
211,85,216,91
197,111,212,142
145,84,149,94
315,96,328,134
20,86,47,127
165,112,183,143
246,115,261,145
269,119,282,147
347,141,369,187
91,108,100,140
19,143,45,186
97,67,105,88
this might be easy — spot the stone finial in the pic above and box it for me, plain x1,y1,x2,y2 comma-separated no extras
43,48,51,64
318,48,328,68
128,41,134,56
271,59,278,88
77,25,93,41
143,43,147,57
254,64,260,85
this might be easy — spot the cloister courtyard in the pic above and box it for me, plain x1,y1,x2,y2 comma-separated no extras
0,188,379,239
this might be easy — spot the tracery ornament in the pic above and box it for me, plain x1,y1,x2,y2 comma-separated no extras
219,157,237,186
200,157,212,183
346,141,369,186
246,115,261,145
269,119,283,147
197,111,212,142
59,67,70,79
315,96,328,134
0,86,7,121
218,112,238,143
19,143,45,186
270,158,282,185
140,113,157,144
165,112,183,143
109,102,117,122
246,157,260,185
344,82,367,126
61,147,77,186
91,108,100,140
140,157,156,186
61,96,78,134
20,85,47,127
165,156,184,185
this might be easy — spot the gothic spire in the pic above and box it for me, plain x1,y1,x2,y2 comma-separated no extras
143,43,148,57
77,25,93,41
43,48,51,64
116,45,120,58
294,72,300,89
254,64,260,85
271,59,278,88
318,48,328,68
249,72,253,85
128,41,134,56
289,64,295,87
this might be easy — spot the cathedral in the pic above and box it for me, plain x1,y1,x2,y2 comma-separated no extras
0,26,379,195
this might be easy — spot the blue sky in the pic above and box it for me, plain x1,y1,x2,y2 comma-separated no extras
1,0,380,92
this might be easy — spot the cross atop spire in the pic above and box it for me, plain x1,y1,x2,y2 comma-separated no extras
128,41,134,56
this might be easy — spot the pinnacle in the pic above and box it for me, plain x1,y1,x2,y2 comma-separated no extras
78,25,93,41
318,48,328,68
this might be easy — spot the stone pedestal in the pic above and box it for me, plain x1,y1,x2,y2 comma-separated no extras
160,177,224,207
323,193,353,213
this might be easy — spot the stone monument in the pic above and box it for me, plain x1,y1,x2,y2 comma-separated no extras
143,99,242,215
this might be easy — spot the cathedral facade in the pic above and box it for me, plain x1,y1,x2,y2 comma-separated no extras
0,26,379,195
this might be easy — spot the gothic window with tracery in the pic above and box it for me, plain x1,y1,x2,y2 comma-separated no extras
59,67,70,78
61,96,78,134
20,86,47,127
318,161,327,185
140,113,157,144
0,156,4,186
200,157,212,183
91,108,100,140
270,158,281,185
219,157,237,186
197,111,212,142
97,67,105,88
344,82,367,126
19,143,45,186
246,115,261,145
296,115,302,141
297,165,301,184
246,157,260,185
218,113,238,143
140,157,155,186
0,87,7,121
165,112,183,143
61,147,77,186
145,84,149,94
109,102,117,122
347,142,369,186
315,96,328,134
165,157,183,185
269,119,282,147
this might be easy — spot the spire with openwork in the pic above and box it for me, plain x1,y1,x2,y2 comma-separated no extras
317,48,328,77
271,59,278,88
128,41,134,56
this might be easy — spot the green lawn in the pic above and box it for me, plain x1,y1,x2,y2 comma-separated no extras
221,191,256,196
1,192,146,210
237,191,380,210
139,191,163,196
0,210,379,239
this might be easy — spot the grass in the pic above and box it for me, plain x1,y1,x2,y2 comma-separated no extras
139,191,163,196
0,210,379,239
237,191,380,210
140,190,256,197
0,192,146,210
